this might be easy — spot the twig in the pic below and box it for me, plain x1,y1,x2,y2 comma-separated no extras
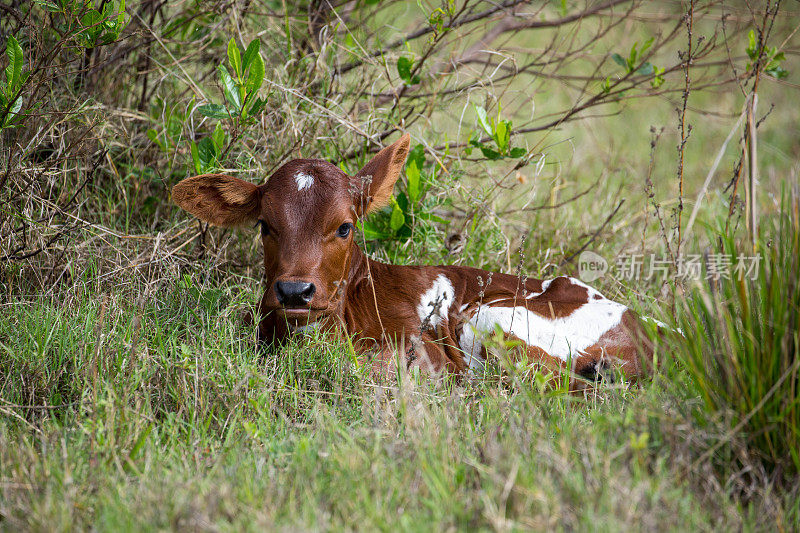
685,104,747,237
560,199,625,266
747,92,758,248
675,0,696,258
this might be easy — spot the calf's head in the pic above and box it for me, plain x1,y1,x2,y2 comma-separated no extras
172,134,410,324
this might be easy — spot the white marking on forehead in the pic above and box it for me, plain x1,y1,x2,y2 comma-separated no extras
417,274,455,329
294,171,314,191
459,286,626,363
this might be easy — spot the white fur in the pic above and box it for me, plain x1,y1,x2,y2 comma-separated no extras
459,284,626,363
566,276,606,299
464,349,486,374
417,274,455,329
295,172,314,191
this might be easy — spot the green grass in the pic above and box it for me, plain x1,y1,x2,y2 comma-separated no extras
1,268,798,529
670,194,800,478
2,1,800,530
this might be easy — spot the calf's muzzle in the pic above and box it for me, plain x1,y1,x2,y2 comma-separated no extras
274,280,316,307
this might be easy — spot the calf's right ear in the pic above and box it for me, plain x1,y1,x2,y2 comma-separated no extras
171,174,262,227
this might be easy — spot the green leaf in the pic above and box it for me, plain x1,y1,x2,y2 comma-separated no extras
5,35,24,90
406,159,421,204
627,42,638,67
102,2,117,28
249,97,267,116
766,66,788,79
428,8,445,33
242,39,261,71
390,200,405,231
33,0,61,11
396,191,409,214
99,33,117,45
196,137,217,170
212,122,225,155
408,143,425,169
117,0,126,29
218,65,241,111
198,103,230,119
479,145,501,160
640,37,654,57
190,141,201,173
357,220,389,240
650,66,666,88
475,105,493,137
495,120,510,152
510,147,526,158
80,9,103,46
246,52,265,95
611,53,627,69
227,38,242,78
397,56,413,84
4,93,23,125
146,128,165,150
636,62,654,76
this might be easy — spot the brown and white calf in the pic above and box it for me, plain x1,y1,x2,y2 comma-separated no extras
172,135,654,385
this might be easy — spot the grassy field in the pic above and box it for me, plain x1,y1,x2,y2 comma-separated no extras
3,286,796,530
2,1,800,530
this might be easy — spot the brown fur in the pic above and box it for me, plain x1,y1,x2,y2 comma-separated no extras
172,174,261,227
353,134,411,215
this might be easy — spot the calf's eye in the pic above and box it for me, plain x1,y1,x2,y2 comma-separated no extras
336,222,353,238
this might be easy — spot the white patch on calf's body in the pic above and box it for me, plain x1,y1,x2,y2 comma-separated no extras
417,274,455,329
459,278,626,363
294,172,314,191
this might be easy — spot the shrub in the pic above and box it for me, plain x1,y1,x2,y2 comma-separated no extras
673,193,800,481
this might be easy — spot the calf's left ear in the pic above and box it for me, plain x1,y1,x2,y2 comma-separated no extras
172,174,262,227
353,133,410,216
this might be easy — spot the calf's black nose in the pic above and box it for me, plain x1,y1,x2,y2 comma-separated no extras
274,280,316,307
